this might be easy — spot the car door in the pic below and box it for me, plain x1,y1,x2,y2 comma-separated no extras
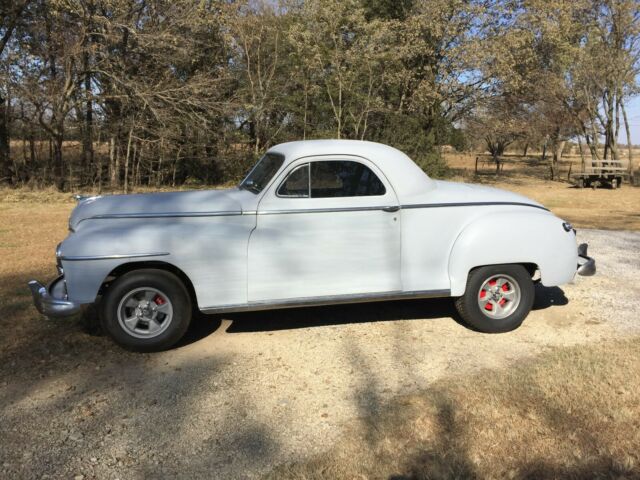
248,156,402,302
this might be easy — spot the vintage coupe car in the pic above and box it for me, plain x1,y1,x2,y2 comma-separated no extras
29,140,595,351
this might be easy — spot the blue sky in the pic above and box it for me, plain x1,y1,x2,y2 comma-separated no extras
621,96,640,146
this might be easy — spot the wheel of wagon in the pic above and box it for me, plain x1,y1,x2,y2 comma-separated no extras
100,269,192,352
616,177,623,188
577,178,584,188
611,177,618,189
454,264,534,333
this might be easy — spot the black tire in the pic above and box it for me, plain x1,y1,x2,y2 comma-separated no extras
100,269,192,352
454,264,534,333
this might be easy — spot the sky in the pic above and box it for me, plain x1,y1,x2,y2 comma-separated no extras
620,95,640,146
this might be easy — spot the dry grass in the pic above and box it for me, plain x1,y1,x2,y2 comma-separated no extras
1,192,639,479
446,153,640,231
0,201,73,358
267,337,640,479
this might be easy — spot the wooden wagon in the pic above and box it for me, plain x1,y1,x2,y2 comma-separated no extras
570,160,629,189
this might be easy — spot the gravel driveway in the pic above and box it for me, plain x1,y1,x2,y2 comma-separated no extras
1,229,639,479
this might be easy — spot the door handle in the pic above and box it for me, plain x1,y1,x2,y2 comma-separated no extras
382,206,400,212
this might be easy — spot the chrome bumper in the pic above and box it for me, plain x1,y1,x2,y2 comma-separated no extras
577,243,596,276
28,276,81,317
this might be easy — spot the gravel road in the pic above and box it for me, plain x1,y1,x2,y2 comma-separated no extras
1,229,639,479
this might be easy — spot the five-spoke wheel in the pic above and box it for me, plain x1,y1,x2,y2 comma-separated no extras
477,274,521,320
117,287,174,339
455,264,534,333
101,269,192,351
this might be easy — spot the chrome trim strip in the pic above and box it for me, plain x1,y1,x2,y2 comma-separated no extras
200,289,450,314
258,205,396,215
60,252,170,261
257,202,547,216
81,202,546,221
87,211,242,220
400,201,549,211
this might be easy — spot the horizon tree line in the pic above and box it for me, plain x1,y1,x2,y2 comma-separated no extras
0,0,638,191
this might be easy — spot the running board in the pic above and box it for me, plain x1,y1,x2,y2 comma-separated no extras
200,289,451,315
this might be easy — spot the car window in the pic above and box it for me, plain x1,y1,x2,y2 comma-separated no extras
278,164,310,197
239,153,285,194
310,161,386,198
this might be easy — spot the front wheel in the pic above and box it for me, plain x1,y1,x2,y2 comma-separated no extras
100,269,192,351
455,264,534,333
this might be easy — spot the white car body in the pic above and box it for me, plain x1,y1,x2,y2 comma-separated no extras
29,140,593,319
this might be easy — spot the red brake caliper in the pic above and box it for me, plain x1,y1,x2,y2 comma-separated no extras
499,281,509,306
483,280,497,311
153,295,166,305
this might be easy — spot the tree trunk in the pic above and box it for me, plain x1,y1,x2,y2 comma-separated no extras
53,135,64,190
0,93,11,183
109,136,118,188
550,140,565,181
577,136,586,173
82,57,94,184
621,101,634,183
172,147,182,187
123,127,133,194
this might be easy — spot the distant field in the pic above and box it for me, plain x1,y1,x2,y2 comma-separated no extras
4,150,639,231
445,152,640,231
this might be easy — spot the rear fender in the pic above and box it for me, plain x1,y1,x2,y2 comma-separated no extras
448,210,577,296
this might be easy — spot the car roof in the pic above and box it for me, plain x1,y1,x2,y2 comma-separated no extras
267,139,435,199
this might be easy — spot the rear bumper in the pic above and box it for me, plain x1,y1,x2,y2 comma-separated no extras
577,243,596,276
28,276,82,317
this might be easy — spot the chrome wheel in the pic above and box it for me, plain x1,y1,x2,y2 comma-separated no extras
117,287,173,339
477,274,521,320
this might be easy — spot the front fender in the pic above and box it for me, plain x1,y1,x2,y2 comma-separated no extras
448,210,577,296
58,220,173,304
58,215,255,308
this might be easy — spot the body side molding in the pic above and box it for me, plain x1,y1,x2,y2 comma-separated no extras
60,252,170,261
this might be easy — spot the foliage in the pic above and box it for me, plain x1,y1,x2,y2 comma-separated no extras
0,0,638,190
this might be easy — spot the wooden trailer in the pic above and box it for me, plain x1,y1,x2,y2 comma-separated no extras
570,160,629,189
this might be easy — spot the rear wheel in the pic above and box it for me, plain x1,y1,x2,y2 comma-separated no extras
611,177,618,189
455,265,534,333
100,269,192,351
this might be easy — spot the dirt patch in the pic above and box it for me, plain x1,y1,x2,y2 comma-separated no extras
1,202,639,478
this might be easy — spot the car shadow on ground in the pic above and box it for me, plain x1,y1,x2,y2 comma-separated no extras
181,285,567,343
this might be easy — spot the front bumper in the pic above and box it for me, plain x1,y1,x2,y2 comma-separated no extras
577,243,596,276
28,276,82,317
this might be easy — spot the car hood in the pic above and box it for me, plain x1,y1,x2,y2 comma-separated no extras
69,189,243,230
407,180,545,209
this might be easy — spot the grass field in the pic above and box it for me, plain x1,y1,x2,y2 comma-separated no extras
446,152,640,231
268,338,640,479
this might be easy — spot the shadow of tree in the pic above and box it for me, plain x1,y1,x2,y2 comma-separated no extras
0,269,279,479
265,330,639,480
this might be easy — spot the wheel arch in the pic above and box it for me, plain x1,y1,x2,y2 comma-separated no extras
102,261,198,309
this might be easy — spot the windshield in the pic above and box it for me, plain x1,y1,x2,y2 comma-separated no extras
239,153,285,194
